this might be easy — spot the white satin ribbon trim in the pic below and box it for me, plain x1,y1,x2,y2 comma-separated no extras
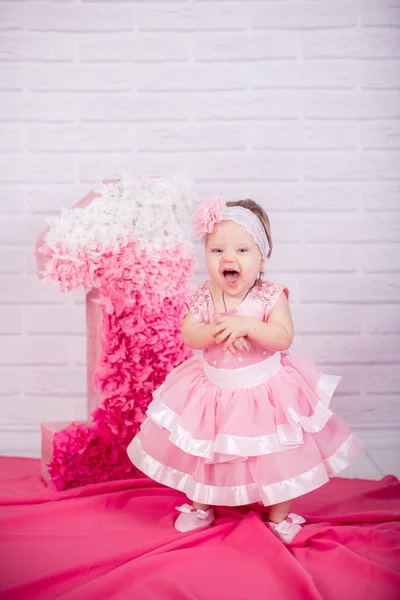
127,432,360,506
276,372,341,445
324,432,361,476
202,352,282,389
146,396,301,460
277,401,333,445
148,372,341,455
317,374,342,407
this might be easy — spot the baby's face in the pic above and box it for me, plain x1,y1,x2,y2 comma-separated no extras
205,220,263,297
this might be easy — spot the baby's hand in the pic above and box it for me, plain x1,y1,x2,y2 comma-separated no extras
226,336,250,356
213,316,251,348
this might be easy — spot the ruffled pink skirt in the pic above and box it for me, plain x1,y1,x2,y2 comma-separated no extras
127,352,360,506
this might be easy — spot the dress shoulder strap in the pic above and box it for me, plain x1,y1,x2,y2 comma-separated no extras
250,281,289,321
185,283,210,323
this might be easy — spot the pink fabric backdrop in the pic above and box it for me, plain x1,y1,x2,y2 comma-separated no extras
0,457,399,600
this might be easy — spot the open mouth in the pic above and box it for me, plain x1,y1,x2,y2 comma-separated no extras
223,269,240,284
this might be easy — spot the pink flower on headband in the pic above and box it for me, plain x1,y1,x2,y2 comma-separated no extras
192,195,226,239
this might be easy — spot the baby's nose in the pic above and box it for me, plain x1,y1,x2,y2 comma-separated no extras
222,249,236,260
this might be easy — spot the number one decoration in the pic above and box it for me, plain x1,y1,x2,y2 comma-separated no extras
36,176,196,490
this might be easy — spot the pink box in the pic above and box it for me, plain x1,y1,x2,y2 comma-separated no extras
41,421,88,483
86,290,103,416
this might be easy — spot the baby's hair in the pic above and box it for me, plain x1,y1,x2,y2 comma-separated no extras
226,199,273,259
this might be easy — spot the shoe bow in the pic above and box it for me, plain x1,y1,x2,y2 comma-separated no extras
272,513,305,534
175,504,210,519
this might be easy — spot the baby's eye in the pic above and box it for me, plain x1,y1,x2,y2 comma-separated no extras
238,248,248,253
211,249,222,253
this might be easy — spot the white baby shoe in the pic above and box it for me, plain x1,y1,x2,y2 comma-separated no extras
174,503,215,533
269,513,305,544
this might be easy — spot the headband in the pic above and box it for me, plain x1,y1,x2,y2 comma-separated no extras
192,195,270,261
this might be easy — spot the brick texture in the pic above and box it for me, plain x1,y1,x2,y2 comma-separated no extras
0,1,399,456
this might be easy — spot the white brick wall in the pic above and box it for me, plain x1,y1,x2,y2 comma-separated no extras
0,0,399,462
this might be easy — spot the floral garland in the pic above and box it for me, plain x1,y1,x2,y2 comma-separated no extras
37,176,195,490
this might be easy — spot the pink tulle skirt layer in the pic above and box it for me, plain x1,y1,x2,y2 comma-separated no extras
127,352,361,506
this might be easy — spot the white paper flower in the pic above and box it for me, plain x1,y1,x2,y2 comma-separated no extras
44,175,197,258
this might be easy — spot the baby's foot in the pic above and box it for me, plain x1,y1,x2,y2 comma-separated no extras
269,513,305,544
174,503,215,533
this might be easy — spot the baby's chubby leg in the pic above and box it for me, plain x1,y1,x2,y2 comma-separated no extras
193,501,211,510
268,500,291,523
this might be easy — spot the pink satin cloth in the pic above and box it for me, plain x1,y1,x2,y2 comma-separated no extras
127,281,361,506
0,457,399,600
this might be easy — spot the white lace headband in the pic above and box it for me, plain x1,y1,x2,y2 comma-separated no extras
191,196,270,261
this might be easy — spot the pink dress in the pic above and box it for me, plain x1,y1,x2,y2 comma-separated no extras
127,281,360,507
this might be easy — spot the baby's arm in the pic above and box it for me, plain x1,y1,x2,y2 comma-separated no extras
181,311,217,350
247,293,294,352
182,311,249,354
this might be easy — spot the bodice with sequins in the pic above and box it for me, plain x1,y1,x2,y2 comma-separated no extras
186,281,288,370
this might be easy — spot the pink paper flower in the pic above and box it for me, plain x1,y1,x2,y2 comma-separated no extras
192,195,225,239
37,178,197,491
42,241,194,491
